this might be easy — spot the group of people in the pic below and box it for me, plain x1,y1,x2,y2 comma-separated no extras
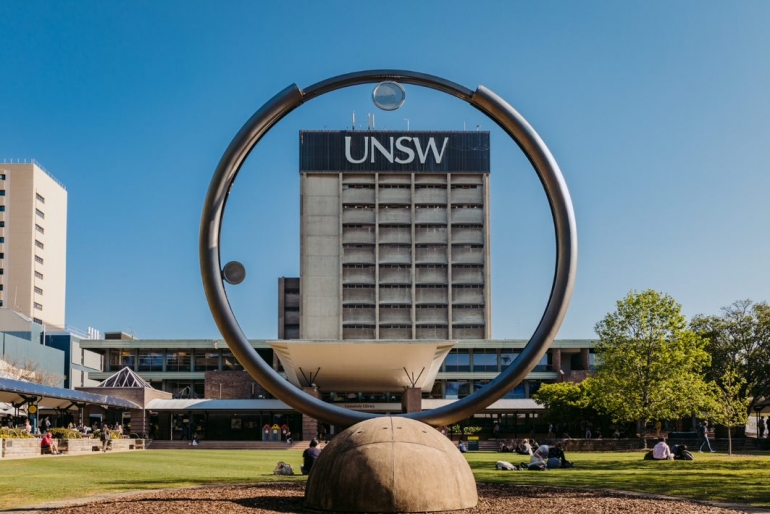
647,438,695,460
493,441,574,471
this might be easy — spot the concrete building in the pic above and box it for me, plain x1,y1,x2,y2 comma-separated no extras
0,161,67,329
299,131,491,341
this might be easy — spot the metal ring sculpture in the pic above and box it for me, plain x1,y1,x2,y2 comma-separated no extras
200,70,577,428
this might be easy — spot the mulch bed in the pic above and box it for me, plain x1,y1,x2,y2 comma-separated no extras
43,483,761,514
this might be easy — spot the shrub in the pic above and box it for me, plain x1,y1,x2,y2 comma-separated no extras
0,428,35,438
91,430,122,440
50,428,82,439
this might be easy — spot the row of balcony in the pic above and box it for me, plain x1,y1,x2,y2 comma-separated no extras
342,207,484,224
343,307,485,324
343,287,485,305
341,174,482,186
343,226,484,245
342,245,485,265
343,267,484,285
342,188,484,205
342,326,484,340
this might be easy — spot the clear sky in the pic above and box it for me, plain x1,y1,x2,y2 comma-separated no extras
1,1,768,341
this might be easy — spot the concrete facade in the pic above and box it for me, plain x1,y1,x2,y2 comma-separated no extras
0,162,67,329
299,133,491,342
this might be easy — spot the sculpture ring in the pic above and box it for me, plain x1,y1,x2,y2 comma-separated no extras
200,70,578,427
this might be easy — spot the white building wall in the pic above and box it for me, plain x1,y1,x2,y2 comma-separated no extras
0,163,67,329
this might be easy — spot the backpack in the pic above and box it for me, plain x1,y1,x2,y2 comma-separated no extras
273,461,295,476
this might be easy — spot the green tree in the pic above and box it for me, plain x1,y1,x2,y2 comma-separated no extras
591,290,712,446
691,300,770,409
707,366,751,456
532,380,597,431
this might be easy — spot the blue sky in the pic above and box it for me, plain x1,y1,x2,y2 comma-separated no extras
1,1,768,340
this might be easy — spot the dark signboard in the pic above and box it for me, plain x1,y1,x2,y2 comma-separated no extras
300,131,490,173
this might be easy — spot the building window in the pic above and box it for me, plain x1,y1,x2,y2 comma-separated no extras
472,349,498,372
35,209,45,219
0,190,5,196
35,255,44,264
0,285,3,291
166,351,191,372
0,237,4,244
0,221,4,228
503,382,527,399
34,286,43,295
443,349,470,372
33,317,42,324
0,269,4,275
109,349,136,370
0,174,5,180
221,350,244,370
35,240,44,249
35,271,43,280
445,381,471,399
194,350,220,371
36,193,45,204
138,351,164,372
532,352,552,372
35,224,44,234
33,302,43,310
0,301,3,307
501,351,520,369
0,205,4,211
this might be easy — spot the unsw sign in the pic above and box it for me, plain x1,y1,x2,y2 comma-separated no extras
300,131,490,173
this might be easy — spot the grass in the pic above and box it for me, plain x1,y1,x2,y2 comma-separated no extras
0,450,769,510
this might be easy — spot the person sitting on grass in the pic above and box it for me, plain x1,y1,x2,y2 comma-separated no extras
301,439,322,475
516,439,533,455
526,444,549,470
673,443,694,460
652,437,673,460
458,440,467,453
547,442,574,468
41,432,60,455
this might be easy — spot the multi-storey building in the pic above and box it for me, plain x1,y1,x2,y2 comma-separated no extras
0,161,67,329
299,131,491,341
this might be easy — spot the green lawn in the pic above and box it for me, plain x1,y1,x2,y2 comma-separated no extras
1,450,769,510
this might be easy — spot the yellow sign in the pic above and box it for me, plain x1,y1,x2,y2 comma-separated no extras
467,436,479,441
28,405,37,414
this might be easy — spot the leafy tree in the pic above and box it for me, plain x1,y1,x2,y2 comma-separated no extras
707,366,750,455
691,300,770,409
591,290,712,445
532,380,597,432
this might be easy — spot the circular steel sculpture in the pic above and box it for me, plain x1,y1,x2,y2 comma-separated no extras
200,70,577,428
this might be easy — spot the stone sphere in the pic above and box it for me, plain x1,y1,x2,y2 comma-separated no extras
305,417,478,512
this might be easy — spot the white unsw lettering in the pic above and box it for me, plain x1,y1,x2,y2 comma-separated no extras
344,136,449,165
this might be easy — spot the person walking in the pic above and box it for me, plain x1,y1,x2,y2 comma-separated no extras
698,420,714,453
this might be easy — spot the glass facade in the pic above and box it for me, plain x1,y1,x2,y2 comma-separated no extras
138,351,163,372
500,351,520,369
222,350,244,370
109,349,135,370
166,351,191,372
445,380,470,399
194,350,220,371
472,349,497,372
443,349,470,372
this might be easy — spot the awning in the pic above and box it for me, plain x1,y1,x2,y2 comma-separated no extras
0,377,140,411
269,339,455,392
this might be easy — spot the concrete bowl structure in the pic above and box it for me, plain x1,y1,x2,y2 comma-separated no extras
305,417,477,512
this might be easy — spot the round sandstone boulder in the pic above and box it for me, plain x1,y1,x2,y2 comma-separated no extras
305,417,478,512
